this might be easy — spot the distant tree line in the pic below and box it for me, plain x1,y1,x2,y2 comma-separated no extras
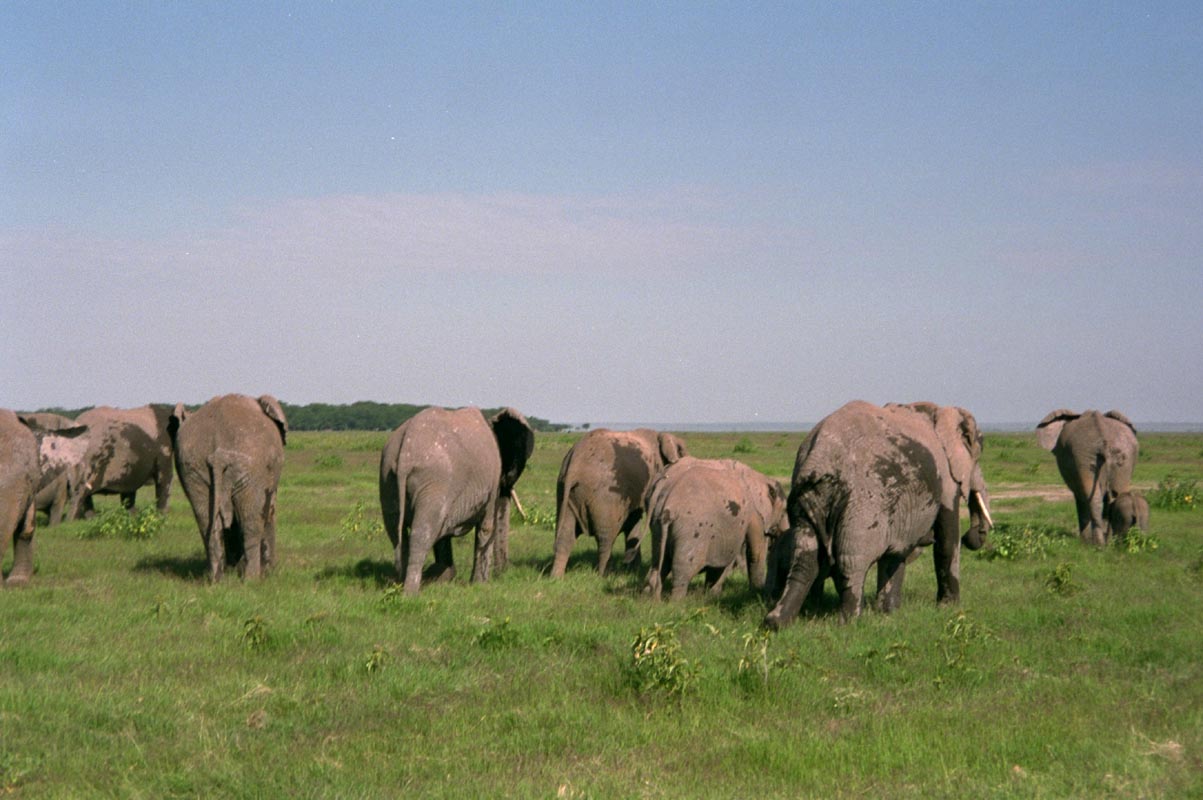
27,401,570,433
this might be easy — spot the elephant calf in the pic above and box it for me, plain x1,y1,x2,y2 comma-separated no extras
1106,491,1150,539
644,457,788,601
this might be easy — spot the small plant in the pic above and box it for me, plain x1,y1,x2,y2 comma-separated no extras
736,628,798,692
978,521,1067,561
242,615,269,650
315,453,344,469
340,500,384,541
732,436,756,454
379,583,405,607
1148,475,1197,511
1187,548,1203,580
1116,527,1159,554
1045,562,1081,597
363,645,388,673
935,612,995,686
79,507,165,540
626,622,698,699
473,616,521,649
520,503,556,530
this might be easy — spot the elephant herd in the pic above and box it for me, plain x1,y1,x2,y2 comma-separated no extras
1,397,1149,630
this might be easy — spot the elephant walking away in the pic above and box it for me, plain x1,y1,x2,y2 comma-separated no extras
552,428,687,577
764,401,993,630
379,407,534,595
0,411,41,586
644,457,788,601
169,395,288,581
1036,409,1139,546
1106,491,1150,539
70,404,175,518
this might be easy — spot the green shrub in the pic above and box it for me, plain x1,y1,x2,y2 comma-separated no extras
935,612,995,686
79,507,164,540
519,503,556,530
1148,475,1198,511
363,645,388,673
626,622,698,699
315,453,344,469
1045,562,1081,597
1116,527,1159,554
242,616,269,650
340,500,384,541
978,521,1069,561
732,436,756,454
473,616,521,649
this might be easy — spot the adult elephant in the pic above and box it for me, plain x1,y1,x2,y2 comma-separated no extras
764,401,993,630
70,404,175,518
168,395,288,581
552,428,688,577
379,406,534,595
27,417,90,526
1036,409,1139,546
644,457,788,601
1,410,41,586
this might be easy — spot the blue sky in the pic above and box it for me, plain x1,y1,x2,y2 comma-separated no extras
3,2,1200,424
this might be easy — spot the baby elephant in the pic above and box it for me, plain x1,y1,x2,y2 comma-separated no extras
644,457,788,601
1106,491,1150,539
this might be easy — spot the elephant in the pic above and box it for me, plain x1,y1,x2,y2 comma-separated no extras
379,406,534,595
764,401,994,630
1,410,41,586
168,395,288,581
1036,409,1139,546
1106,490,1150,539
643,457,788,601
27,417,90,527
551,428,688,577
70,404,175,518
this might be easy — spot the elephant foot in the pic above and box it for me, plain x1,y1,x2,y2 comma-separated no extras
5,574,32,588
762,610,788,631
422,564,456,584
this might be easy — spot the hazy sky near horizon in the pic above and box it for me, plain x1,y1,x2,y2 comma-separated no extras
3,3,1201,424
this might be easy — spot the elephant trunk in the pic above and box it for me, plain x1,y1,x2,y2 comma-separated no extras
962,489,992,551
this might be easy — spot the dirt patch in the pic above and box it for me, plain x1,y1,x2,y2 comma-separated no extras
991,484,1072,502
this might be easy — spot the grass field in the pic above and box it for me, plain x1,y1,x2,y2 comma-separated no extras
3,430,1202,797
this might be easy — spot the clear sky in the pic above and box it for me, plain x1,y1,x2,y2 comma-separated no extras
3,2,1200,425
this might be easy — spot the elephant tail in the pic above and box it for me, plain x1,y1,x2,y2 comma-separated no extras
206,451,239,545
555,481,582,542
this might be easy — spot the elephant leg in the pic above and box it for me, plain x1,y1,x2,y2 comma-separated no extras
472,497,498,584
424,536,456,583
404,507,441,595
261,489,277,573
933,506,962,605
875,554,907,613
121,491,137,511
595,531,617,578
154,462,172,513
704,562,736,597
764,525,821,630
235,493,265,580
491,496,511,575
550,507,578,579
3,502,36,586
620,512,645,570
1089,491,1108,546
833,563,868,623
47,486,66,527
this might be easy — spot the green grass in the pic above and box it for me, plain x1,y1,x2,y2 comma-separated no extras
3,430,1202,797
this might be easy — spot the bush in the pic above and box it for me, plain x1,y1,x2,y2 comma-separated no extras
626,622,698,699
977,521,1069,561
1148,475,1197,511
79,508,164,540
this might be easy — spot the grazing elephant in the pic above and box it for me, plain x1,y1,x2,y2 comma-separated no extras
644,457,788,601
1106,491,1150,539
764,401,993,630
28,418,90,526
1,410,41,586
1036,409,1139,546
70,404,175,518
168,395,288,581
379,406,534,595
552,428,688,577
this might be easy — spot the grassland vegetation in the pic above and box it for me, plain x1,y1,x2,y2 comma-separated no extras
1,430,1201,796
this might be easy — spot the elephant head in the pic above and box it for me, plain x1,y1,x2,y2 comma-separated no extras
489,407,535,498
657,432,687,467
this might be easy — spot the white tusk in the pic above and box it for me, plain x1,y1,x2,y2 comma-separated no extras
974,491,994,528
510,489,527,521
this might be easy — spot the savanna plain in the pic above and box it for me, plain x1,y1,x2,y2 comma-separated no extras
3,429,1202,798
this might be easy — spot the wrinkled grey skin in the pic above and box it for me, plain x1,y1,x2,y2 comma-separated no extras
27,416,90,527
1,410,40,586
764,401,993,630
1036,409,1139,546
70,405,175,518
169,395,288,582
552,428,688,577
644,457,788,601
1106,491,1150,539
379,407,534,595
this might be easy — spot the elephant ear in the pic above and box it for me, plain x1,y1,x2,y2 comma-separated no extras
490,407,535,495
658,432,687,465
167,403,188,443
935,406,981,499
257,395,289,445
1035,409,1078,451
1105,410,1137,434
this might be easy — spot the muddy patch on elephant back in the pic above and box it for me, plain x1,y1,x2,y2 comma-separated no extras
609,442,650,504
